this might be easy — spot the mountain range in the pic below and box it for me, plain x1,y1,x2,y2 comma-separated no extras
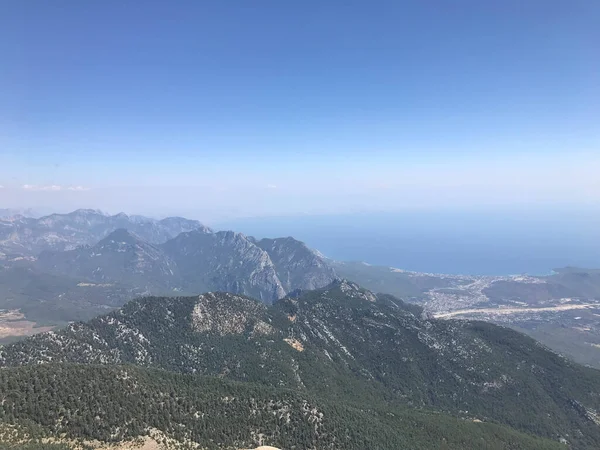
35,227,336,304
0,210,337,330
2,281,599,448
0,209,210,258
0,280,600,449
0,208,599,370
1,208,600,448
0,209,41,219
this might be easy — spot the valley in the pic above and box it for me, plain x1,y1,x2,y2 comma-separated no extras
0,310,54,341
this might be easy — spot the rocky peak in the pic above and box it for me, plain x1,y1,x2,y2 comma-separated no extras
159,216,212,234
70,208,106,216
298,278,377,302
254,236,337,292
97,228,142,247
216,230,249,245
68,209,107,222
163,230,286,302
335,279,378,302
113,212,128,218
191,292,271,335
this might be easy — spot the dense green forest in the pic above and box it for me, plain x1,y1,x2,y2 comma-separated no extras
0,445,73,450
0,364,565,450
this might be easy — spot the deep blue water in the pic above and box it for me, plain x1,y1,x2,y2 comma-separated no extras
216,210,600,276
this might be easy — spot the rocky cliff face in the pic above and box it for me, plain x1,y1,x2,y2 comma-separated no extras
31,227,337,303
253,237,336,292
162,230,286,302
1,209,336,304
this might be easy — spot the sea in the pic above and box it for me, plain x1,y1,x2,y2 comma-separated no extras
216,209,600,276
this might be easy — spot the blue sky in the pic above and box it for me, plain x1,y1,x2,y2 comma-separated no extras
0,1,598,219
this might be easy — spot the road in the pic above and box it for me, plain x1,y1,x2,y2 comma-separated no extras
434,303,600,319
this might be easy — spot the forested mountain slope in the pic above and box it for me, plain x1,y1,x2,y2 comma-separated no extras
0,364,564,450
36,229,181,291
1,281,599,448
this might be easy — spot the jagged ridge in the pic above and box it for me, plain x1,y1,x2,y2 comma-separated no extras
35,229,337,303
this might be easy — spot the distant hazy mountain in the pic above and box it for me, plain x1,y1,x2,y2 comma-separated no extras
0,208,41,218
36,228,181,291
1,281,598,449
29,225,336,304
2,208,599,371
0,209,211,257
162,230,287,302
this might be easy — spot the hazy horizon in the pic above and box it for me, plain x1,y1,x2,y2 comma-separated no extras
2,1,599,220
2,205,599,275
1,1,598,271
